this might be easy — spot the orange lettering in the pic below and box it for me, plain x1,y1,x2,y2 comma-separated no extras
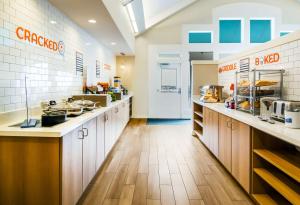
24,29,30,42
274,53,280,62
16,27,24,39
38,36,43,46
31,33,37,44
44,38,49,48
49,40,53,49
53,42,58,51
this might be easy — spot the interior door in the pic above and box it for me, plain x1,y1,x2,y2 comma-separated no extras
149,62,182,118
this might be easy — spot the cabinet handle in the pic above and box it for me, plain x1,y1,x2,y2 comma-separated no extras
231,122,236,130
83,128,88,137
78,130,84,139
226,120,231,128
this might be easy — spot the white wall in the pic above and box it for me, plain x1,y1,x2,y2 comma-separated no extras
133,0,300,118
0,0,116,113
218,31,300,101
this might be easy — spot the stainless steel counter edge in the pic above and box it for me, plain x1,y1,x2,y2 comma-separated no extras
193,97,300,147
0,95,132,138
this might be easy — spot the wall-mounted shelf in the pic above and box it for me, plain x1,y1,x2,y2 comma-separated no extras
254,168,300,204
194,111,203,118
254,149,300,183
252,194,278,205
192,102,203,140
194,119,203,127
194,129,202,138
252,128,300,205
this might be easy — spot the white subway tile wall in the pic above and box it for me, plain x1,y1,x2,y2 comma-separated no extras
218,39,300,101
0,0,115,112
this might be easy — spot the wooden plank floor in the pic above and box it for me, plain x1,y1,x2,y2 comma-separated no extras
78,119,254,205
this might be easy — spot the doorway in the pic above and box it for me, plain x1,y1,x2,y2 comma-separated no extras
188,52,214,103
148,45,184,119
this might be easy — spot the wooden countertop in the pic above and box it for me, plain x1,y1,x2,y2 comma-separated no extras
0,95,132,138
193,96,300,148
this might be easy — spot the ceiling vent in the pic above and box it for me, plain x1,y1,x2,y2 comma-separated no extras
120,0,134,6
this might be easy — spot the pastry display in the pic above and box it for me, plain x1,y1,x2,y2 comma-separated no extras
255,80,278,87
238,80,278,87
199,85,224,103
239,101,250,110
237,88,275,96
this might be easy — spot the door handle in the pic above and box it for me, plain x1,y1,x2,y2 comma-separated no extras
178,88,181,94
83,128,88,137
78,130,84,139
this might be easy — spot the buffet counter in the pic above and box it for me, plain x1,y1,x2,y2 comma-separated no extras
0,94,132,137
193,95,300,205
0,94,133,205
193,96,300,147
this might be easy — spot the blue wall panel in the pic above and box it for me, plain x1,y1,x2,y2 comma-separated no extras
189,32,212,43
280,32,290,37
250,20,271,43
219,20,241,43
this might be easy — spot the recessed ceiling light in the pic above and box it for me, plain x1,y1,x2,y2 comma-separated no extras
50,20,57,24
111,42,117,45
85,42,91,46
88,19,97,24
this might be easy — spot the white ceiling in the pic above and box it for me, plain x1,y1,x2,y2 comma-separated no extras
141,0,196,29
49,0,133,55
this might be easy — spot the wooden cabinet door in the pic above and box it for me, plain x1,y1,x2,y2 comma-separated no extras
231,119,250,193
62,126,83,205
218,114,232,172
202,107,210,148
210,110,219,157
82,118,97,190
104,109,113,156
96,114,105,170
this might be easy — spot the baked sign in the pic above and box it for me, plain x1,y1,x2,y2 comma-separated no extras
218,63,237,73
16,26,65,55
255,52,280,66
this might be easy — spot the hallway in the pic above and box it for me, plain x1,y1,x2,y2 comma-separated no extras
79,119,253,205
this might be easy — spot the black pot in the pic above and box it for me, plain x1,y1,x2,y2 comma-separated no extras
41,111,67,127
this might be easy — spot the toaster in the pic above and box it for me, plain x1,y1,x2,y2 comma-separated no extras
271,101,300,122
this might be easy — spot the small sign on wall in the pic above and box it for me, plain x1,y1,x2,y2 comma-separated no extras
15,26,65,56
218,63,237,73
96,60,101,78
104,64,111,70
255,52,280,66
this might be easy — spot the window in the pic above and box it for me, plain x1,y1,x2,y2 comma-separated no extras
219,19,242,43
250,19,272,43
280,31,291,37
189,32,212,43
